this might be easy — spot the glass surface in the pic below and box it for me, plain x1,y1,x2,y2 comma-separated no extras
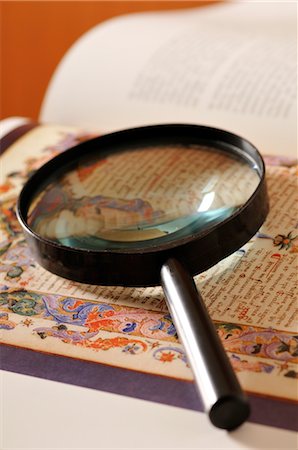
27,143,260,250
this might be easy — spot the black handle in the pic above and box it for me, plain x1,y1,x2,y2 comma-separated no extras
160,258,250,430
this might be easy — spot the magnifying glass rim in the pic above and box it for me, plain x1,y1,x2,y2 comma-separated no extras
17,124,269,286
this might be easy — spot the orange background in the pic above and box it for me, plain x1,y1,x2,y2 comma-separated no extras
0,1,216,121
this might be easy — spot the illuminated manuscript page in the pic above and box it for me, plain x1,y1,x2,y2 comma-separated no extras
1,124,297,402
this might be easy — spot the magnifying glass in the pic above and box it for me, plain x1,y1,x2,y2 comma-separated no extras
17,124,269,430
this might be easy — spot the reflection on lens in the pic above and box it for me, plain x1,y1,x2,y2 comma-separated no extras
28,144,260,250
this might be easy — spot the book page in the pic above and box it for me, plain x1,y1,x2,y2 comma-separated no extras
1,124,297,403
40,2,297,157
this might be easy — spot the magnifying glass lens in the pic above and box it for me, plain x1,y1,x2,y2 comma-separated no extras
28,144,260,250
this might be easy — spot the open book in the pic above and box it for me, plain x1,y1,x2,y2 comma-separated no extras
1,1,297,431
40,1,297,157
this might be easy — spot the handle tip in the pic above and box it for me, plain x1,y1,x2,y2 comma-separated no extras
209,395,250,431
